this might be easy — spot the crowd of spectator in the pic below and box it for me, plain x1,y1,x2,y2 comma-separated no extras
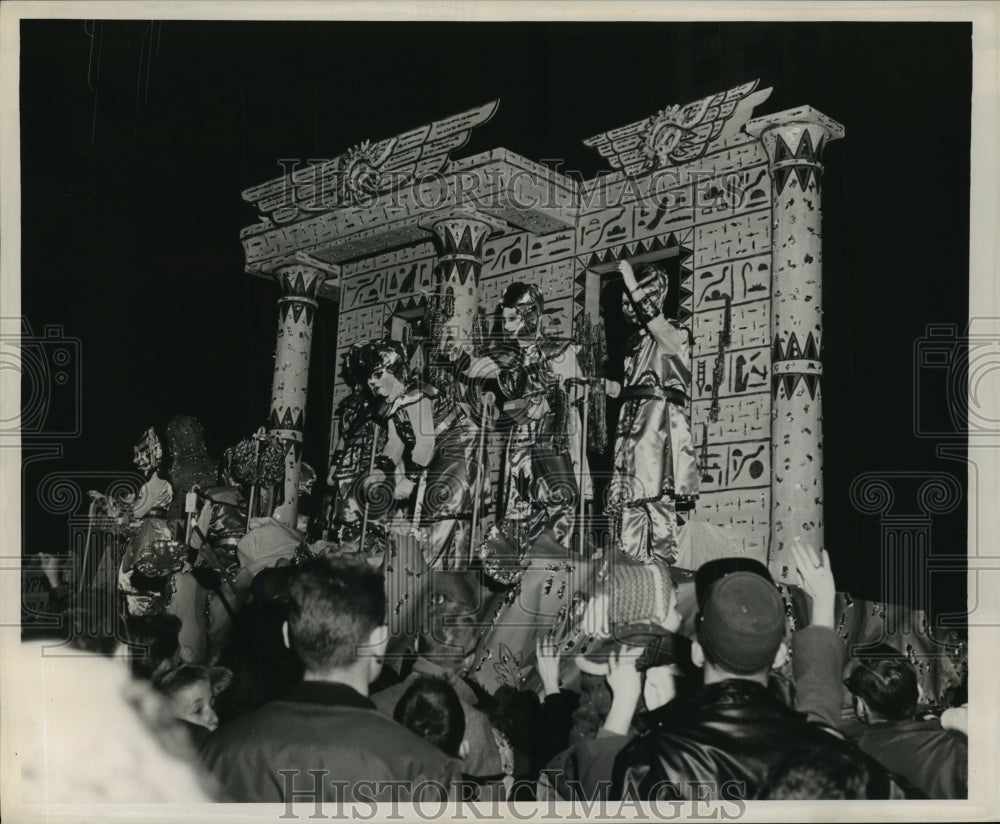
26,537,969,809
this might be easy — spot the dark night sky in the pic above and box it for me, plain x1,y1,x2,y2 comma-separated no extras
19,20,971,620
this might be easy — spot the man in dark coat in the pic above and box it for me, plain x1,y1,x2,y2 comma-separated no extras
612,548,919,801
845,653,967,798
200,556,461,804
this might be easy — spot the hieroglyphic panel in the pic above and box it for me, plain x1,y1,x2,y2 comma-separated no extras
691,345,770,403
347,240,437,273
696,164,771,222
383,258,436,303
576,206,632,255
693,301,771,358
482,233,530,277
690,394,769,442
693,254,771,310
693,209,771,268
337,304,386,350
693,488,770,562
632,183,695,240
526,230,575,265
686,137,769,181
534,258,576,301
694,437,770,493
340,270,387,311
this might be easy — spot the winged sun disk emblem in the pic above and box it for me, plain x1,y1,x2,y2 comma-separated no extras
244,101,500,224
583,80,773,177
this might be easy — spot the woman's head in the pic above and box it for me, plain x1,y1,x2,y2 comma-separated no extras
153,664,232,732
621,262,669,323
393,676,467,759
124,613,183,681
501,282,544,346
356,340,408,402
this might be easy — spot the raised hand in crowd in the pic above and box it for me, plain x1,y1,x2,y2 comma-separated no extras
790,539,836,628
536,637,562,698
601,646,644,736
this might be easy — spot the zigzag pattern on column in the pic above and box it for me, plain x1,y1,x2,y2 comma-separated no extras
278,301,316,325
267,407,305,433
279,268,324,299
436,221,489,258
771,331,821,400
771,128,826,195
276,265,323,324
382,295,429,336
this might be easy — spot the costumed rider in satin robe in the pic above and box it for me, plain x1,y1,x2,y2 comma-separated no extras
605,260,698,564
464,283,595,696
472,282,593,564
326,346,389,554
355,338,484,571
117,427,185,618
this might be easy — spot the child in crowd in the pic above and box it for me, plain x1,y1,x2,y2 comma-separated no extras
153,664,232,743
393,675,469,761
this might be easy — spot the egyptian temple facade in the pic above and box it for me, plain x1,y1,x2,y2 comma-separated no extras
239,81,845,582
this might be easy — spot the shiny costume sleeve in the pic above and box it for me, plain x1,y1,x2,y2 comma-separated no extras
381,417,405,465
549,344,585,404
132,472,173,520
644,315,685,357
403,397,435,474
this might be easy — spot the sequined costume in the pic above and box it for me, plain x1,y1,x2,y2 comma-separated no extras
113,428,181,616
379,380,484,570
328,389,387,549
477,339,593,569
166,415,218,525
470,283,596,695
607,264,698,563
118,470,182,617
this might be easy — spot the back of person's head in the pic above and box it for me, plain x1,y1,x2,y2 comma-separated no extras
845,656,919,721
214,580,304,723
695,571,787,679
287,556,386,673
393,675,466,759
419,595,479,674
694,557,774,610
760,745,870,799
125,613,183,681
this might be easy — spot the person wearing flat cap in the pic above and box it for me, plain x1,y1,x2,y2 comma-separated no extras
611,549,921,801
